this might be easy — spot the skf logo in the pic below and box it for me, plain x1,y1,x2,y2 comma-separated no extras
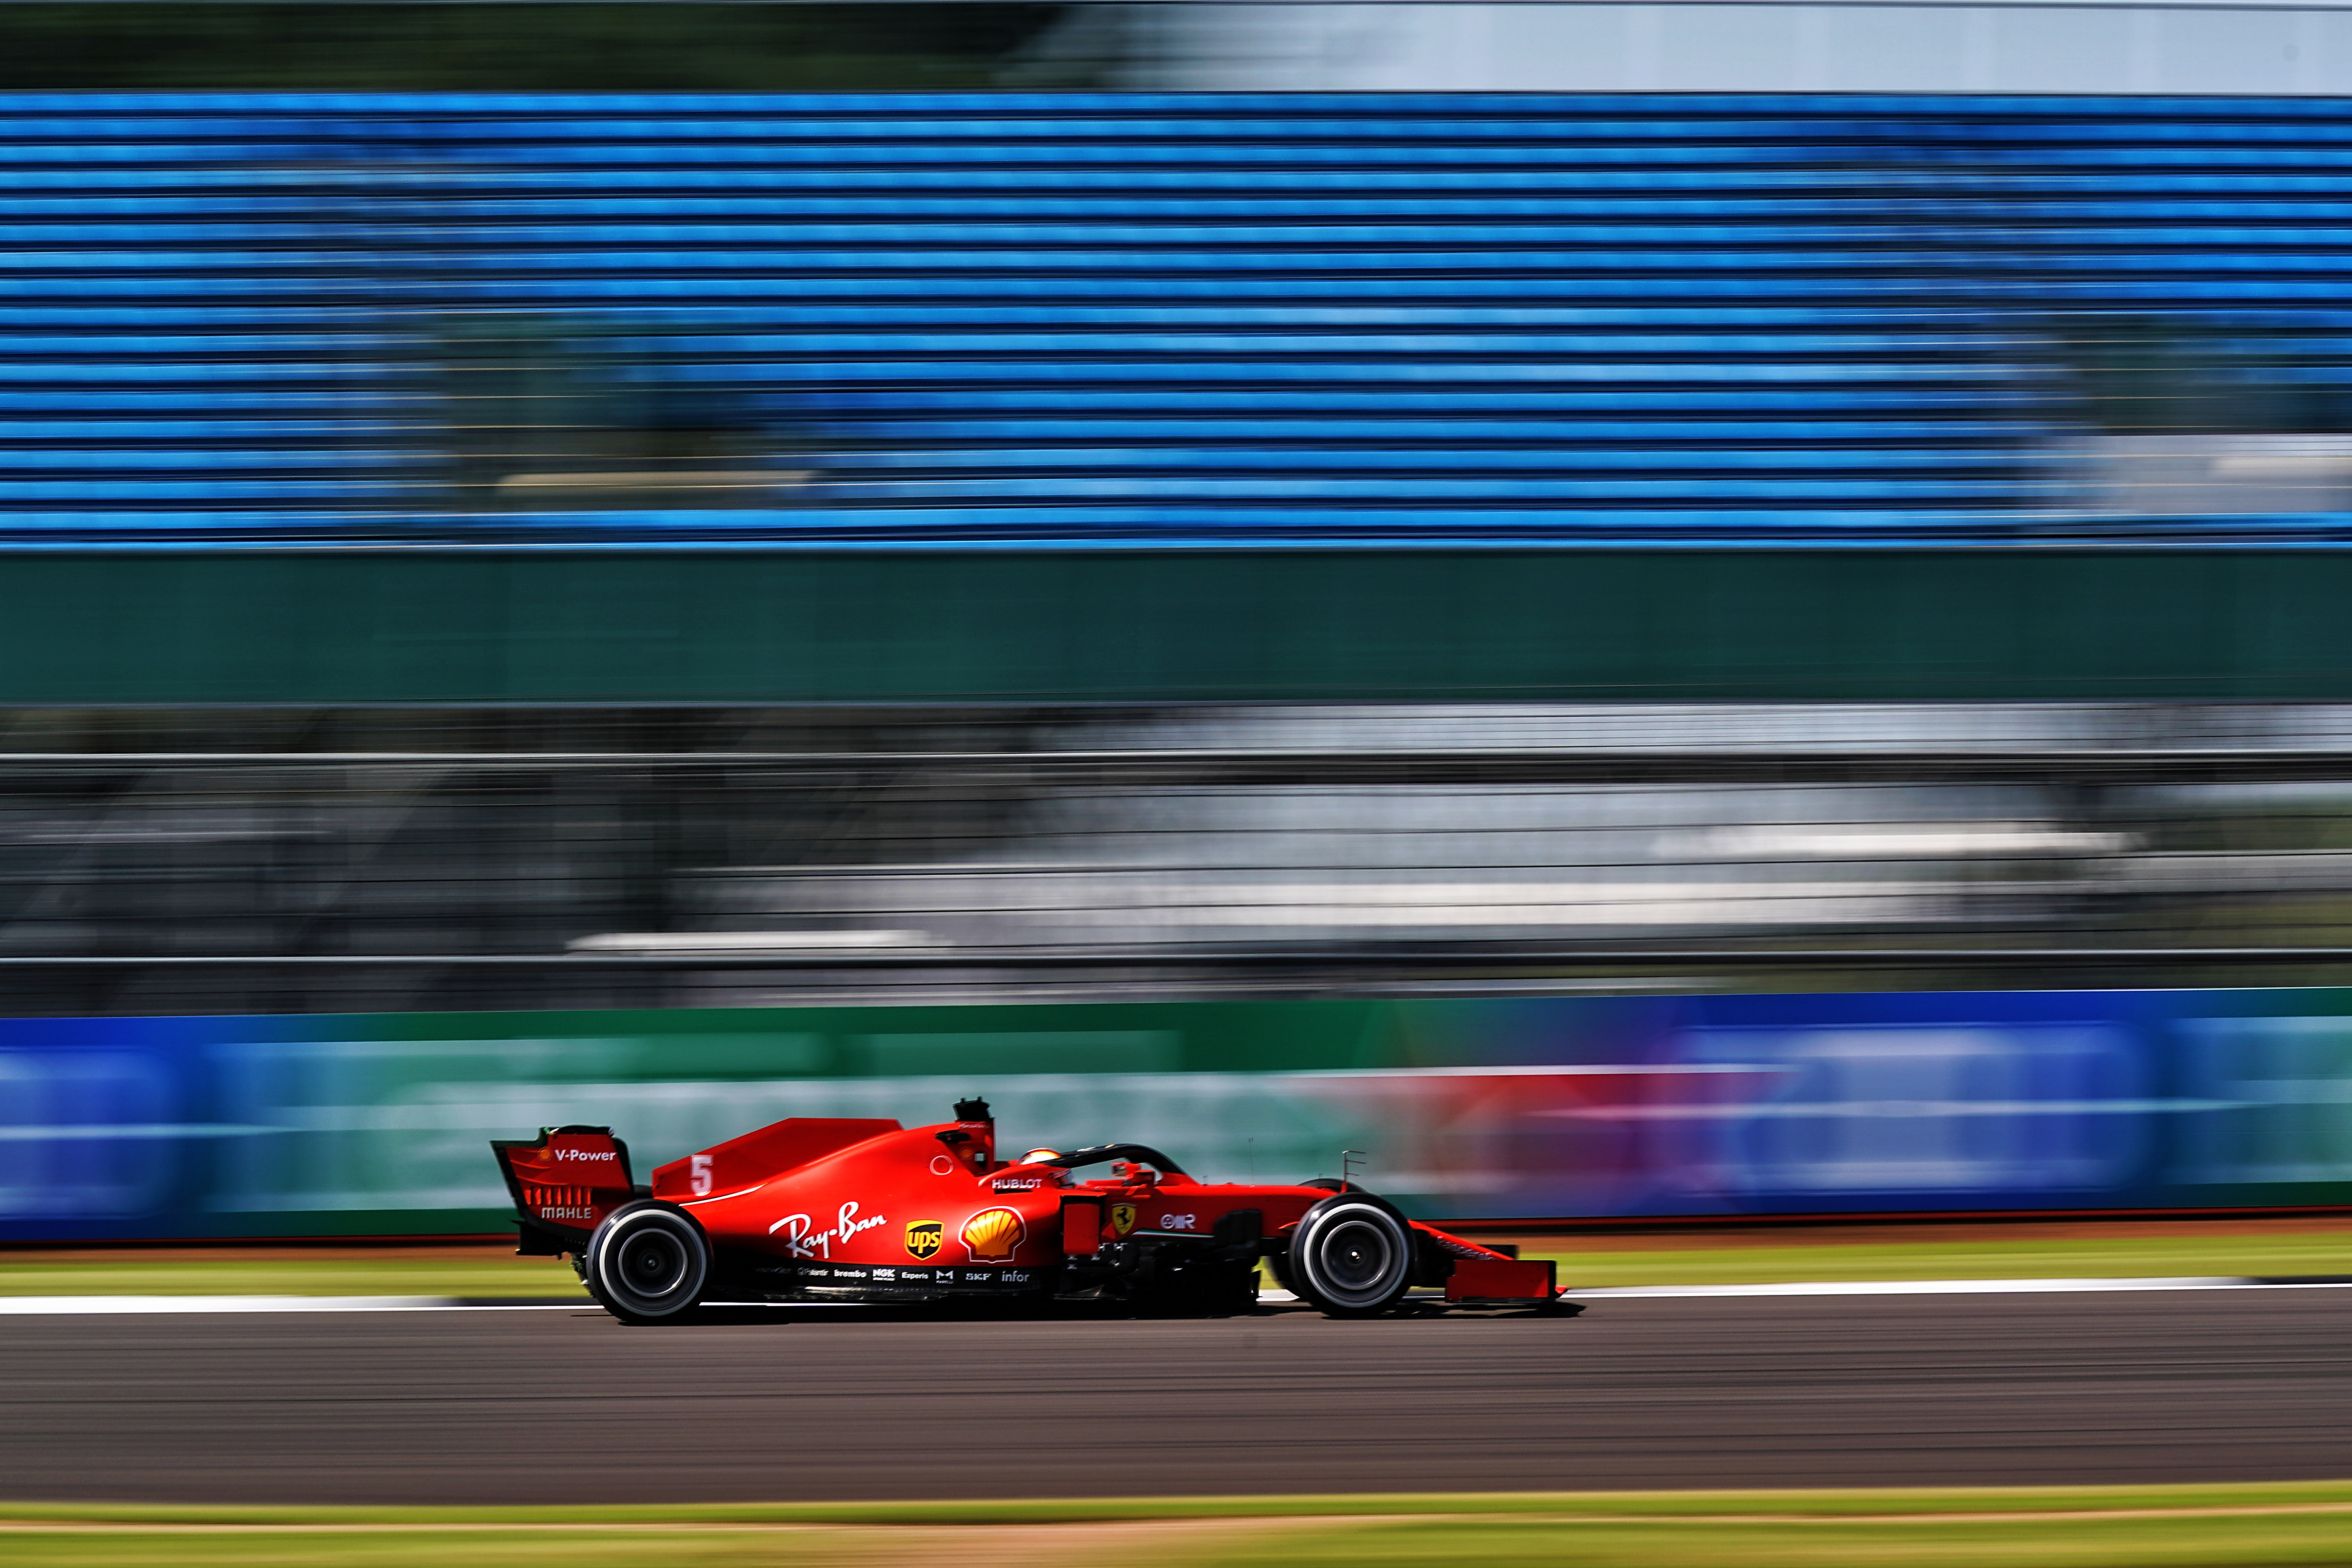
904,1221,944,1260
960,1207,1025,1262
1110,1203,1137,1236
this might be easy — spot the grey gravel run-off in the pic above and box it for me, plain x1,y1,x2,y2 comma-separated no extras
4,1291,2349,1503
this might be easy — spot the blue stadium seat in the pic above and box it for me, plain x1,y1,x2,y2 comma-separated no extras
0,93,2345,543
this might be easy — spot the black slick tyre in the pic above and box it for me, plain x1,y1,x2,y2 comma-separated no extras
1286,1194,1413,1318
585,1200,709,1324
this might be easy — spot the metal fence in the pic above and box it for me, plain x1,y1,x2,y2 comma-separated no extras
7,701,2352,1013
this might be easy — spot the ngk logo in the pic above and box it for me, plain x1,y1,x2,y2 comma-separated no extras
553,1148,615,1162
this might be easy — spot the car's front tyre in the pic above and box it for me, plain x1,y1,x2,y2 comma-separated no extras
585,1200,709,1324
1286,1195,1413,1318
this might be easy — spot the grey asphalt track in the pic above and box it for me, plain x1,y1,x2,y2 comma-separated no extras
3,1290,2348,1503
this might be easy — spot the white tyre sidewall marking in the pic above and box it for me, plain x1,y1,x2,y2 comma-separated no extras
1296,1200,1410,1311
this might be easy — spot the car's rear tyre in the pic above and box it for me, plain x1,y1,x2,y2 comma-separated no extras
585,1201,708,1324
1287,1194,1413,1318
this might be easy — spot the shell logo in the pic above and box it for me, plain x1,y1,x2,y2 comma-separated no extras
959,1206,1025,1262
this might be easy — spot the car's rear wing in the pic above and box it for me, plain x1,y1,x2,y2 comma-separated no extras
490,1125,637,1255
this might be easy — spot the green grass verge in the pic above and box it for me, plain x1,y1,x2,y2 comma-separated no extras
0,1227,2341,1298
1525,1230,2350,1288
4,1484,2352,1568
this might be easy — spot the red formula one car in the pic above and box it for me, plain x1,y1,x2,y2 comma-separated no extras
493,1098,1557,1321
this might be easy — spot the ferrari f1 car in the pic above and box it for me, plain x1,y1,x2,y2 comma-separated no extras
493,1098,1557,1321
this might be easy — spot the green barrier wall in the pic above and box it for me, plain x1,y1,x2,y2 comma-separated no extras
6,549,2352,704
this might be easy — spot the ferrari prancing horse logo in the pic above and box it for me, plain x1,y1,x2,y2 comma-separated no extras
904,1220,943,1260
1110,1203,1137,1236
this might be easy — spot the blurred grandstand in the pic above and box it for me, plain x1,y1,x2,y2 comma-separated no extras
2,4,2352,1018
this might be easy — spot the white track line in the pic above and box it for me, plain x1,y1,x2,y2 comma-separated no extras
0,1277,2345,1314
1564,1276,2352,1298
1565,1276,2236,1298
0,1295,457,1314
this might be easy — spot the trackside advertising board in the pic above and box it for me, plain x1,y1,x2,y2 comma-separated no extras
4,991,2350,1240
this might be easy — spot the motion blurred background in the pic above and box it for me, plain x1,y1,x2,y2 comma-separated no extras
4,0,2352,1245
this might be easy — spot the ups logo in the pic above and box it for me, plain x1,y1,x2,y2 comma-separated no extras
904,1220,944,1260
1110,1203,1137,1236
